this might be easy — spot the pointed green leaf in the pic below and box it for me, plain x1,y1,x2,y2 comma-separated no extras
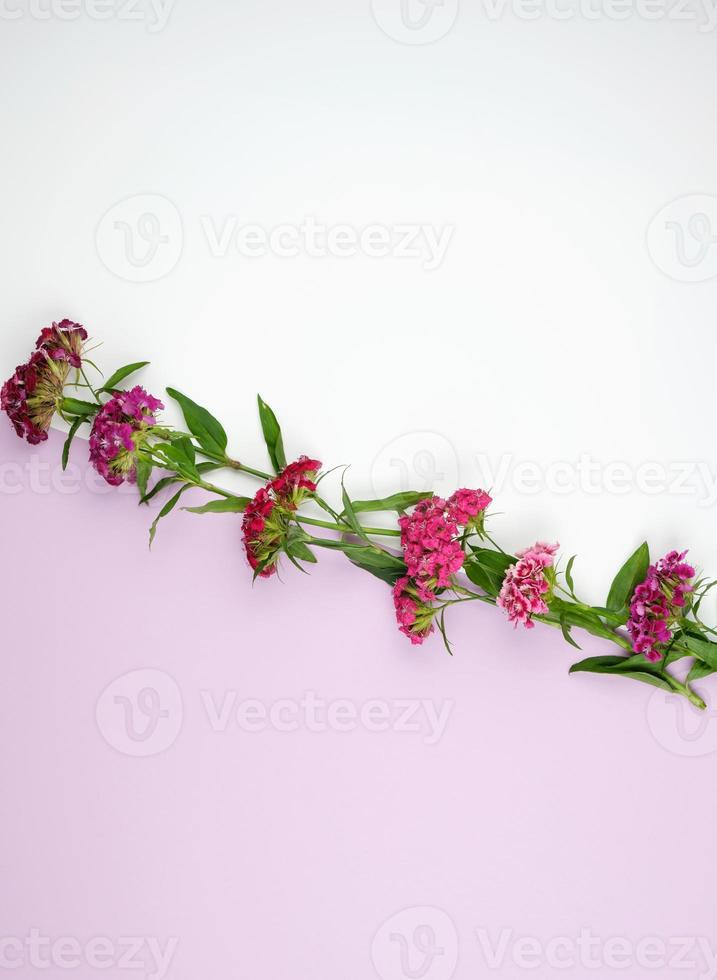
158,436,199,481
565,555,577,597
257,395,287,473
606,542,650,612
135,455,152,499
149,485,191,548
349,491,433,514
100,361,150,393
183,497,250,514
61,397,99,417
341,479,370,543
559,614,581,650
166,387,228,458
61,416,85,470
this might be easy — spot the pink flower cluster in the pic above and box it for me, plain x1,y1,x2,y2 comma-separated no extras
89,386,164,486
393,576,437,645
628,550,695,661
497,541,559,629
1,319,88,444
242,456,322,577
394,488,492,644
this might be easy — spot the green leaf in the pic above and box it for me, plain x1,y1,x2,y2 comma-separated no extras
166,387,228,458
346,546,405,585
688,661,715,684
135,455,152,499
469,547,516,576
348,491,433,514
464,547,516,597
559,613,581,650
683,634,717,670
158,436,199,481
149,485,191,548
257,394,287,473
140,475,180,505
565,555,577,597
341,479,370,543
547,599,620,642
183,497,250,514
285,527,317,564
312,537,406,585
61,397,99,417
464,559,498,595
61,416,84,470
606,542,650,612
100,361,150,393
569,655,673,692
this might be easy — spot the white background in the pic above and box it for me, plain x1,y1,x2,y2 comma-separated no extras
1,0,716,604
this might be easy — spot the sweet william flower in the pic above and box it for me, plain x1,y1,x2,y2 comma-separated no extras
497,541,559,629
36,319,88,369
2,351,66,445
242,488,281,577
447,488,492,530
628,550,695,662
242,456,323,577
1,319,89,444
89,386,164,486
270,456,321,506
393,576,436,645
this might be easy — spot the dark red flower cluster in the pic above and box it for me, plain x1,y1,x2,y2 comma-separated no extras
1,319,88,444
270,456,321,505
242,456,322,577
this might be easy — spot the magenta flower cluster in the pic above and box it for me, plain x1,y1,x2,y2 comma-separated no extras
89,386,164,486
393,489,492,644
497,541,559,629
627,550,695,661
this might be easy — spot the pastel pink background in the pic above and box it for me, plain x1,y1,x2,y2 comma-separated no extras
2,425,716,980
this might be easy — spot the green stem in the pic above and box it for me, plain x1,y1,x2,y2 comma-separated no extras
80,368,102,404
296,515,400,538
